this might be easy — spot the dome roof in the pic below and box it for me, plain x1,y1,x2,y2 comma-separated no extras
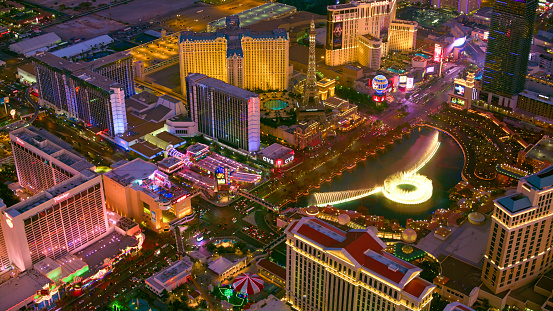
401,228,417,243
306,206,319,215
367,226,378,235
401,244,414,254
468,212,485,225
337,213,350,225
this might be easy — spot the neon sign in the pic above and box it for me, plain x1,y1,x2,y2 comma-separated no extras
433,44,443,63
16,137,25,146
175,195,189,203
54,192,70,203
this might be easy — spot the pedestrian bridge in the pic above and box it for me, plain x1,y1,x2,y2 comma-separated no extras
237,189,279,212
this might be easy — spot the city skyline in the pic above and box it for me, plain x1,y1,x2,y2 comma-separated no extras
0,0,550,310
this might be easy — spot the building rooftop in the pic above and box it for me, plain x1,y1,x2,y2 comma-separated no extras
75,231,138,272
158,157,183,169
434,255,482,296
126,92,158,112
258,143,294,160
120,120,165,143
246,295,291,311
208,256,235,275
141,105,173,123
87,50,132,68
130,141,163,159
51,35,113,59
444,302,475,311
207,3,296,30
10,32,61,54
5,173,96,216
524,136,553,164
17,62,36,75
155,131,185,146
186,73,258,99
187,143,210,155
146,257,193,292
32,52,86,72
287,217,434,299
0,270,51,311
257,259,286,280
524,164,553,190
473,6,492,19
104,158,158,186
74,69,123,92
496,193,533,214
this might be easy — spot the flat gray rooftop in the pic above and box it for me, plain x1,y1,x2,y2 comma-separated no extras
187,73,257,99
74,231,138,272
104,158,157,186
525,136,553,164
439,255,482,296
0,270,50,311
416,218,491,267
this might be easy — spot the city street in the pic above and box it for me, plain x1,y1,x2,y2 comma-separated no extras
378,64,464,128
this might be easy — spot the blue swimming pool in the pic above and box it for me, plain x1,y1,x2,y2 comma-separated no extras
264,99,288,110
415,53,431,59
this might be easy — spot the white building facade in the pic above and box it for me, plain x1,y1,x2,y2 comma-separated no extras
285,217,434,311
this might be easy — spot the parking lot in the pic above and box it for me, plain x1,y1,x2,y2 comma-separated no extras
162,0,265,32
130,34,179,67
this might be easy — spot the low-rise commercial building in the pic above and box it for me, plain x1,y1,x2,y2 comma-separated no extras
517,136,553,172
444,302,475,311
258,143,294,167
103,159,193,231
433,256,481,307
208,256,247,281
145,257,194,296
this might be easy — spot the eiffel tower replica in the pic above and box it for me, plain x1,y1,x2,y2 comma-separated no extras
297,18,327,124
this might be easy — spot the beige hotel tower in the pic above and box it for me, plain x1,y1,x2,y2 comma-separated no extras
482,166,553,294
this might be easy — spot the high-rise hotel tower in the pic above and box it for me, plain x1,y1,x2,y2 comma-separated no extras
1,128,107,272
179,16,289,94
33,53,127,137
325,0,417,68
10,126,94,195
185,73,260,153
286,217,435,311
482,166,553,294
480,0,537,106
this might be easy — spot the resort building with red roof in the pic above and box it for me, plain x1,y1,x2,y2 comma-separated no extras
284,217,435,311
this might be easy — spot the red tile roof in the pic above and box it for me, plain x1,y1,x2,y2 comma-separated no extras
257,259,286,281
404,277,431,298
295,222,342,247
362,252,408,284
287,218,434,297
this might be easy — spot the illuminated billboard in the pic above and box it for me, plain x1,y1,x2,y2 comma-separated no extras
216,167,226,185
453,37,466,47
454,84,465,96
399,75,407,84
406,77,414,90
426,66,435,74
451,97,465,106
326,21,343,50
433,44,443,62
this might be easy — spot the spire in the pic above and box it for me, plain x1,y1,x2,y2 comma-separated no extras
302,16,321,108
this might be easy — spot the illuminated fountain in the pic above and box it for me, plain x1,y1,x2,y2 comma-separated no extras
382,172,433,205
313,131,440,206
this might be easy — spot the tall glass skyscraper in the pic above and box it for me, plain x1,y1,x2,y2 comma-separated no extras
482,0,538,98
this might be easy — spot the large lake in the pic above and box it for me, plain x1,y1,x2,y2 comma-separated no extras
295,127,465,224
